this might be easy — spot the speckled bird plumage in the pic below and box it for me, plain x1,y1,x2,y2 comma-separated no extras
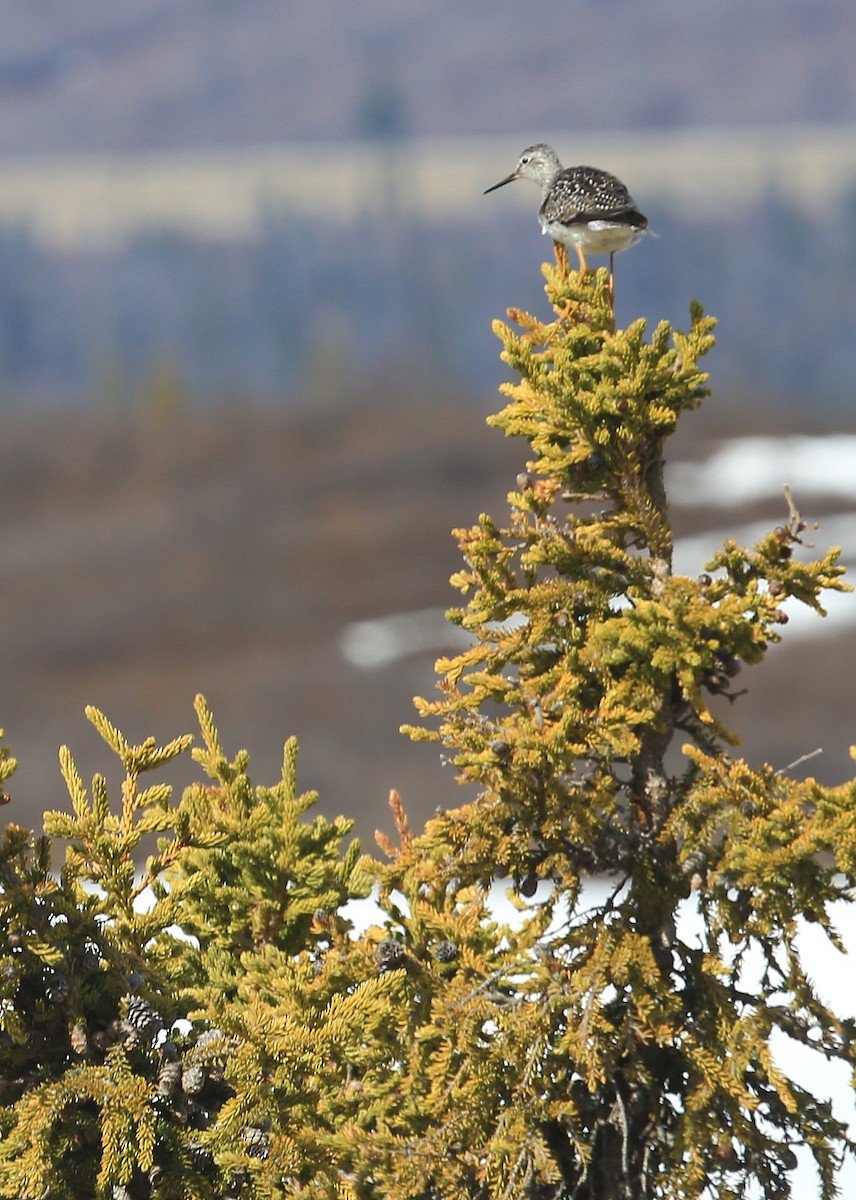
484,142,648,272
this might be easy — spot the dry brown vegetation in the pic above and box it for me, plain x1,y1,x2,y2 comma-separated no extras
1,395,853,844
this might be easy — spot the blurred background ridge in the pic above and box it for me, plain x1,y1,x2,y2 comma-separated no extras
3,124,856,249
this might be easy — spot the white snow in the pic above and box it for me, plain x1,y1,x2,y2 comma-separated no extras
668,435,856,507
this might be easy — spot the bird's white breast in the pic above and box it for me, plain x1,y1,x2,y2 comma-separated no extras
539,215,645,255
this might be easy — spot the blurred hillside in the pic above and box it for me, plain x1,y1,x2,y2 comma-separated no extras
1,398,853,845
0,0,854,151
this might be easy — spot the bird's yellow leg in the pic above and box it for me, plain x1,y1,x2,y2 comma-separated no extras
550,242,578,322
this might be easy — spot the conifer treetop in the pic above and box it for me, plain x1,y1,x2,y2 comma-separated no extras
399,261,855,1200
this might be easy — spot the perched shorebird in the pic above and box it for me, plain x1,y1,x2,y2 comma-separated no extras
484,143,648,292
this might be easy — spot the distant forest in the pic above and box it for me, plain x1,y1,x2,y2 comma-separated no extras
0,1,854,154
1,185,855,412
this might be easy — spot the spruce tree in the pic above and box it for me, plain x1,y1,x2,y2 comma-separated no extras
0,701,376,1199
1,260,855,1200
394,262,856,1200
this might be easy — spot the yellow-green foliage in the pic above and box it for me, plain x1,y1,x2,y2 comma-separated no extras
1,265,855,1200
0,698,379,1199
399,265,856,1199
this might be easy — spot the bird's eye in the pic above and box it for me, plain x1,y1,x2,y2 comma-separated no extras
520,155,530,165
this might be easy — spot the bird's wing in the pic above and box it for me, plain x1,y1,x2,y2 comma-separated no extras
542,166,645,227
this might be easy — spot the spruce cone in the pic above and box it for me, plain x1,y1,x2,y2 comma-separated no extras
43,968,70,1002
432,940,459,963
187,1142,214,1170
376,938,406,973
123,995,165,1039
70,1021,88,1056
78,947,101,974
91,1025,118,1053
242,1126,270,1160
182,1065,208,1095
195,1028,228,1052
157,1060,183,1098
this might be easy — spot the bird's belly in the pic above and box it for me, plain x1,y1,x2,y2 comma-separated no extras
540,218,644,255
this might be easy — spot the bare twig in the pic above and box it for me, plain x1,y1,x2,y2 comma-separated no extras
778,747,823,776
782,484,818,546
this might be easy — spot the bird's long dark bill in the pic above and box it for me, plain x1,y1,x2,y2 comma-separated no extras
483,171,520,195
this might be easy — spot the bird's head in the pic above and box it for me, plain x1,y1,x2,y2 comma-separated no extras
484,143,562,194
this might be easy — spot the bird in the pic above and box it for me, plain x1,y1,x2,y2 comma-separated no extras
484,143,648,291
